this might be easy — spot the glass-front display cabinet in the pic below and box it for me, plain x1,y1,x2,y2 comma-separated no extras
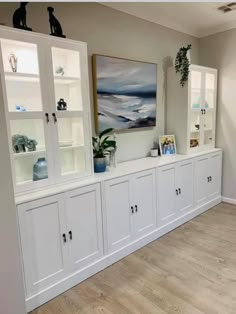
0,27,92,193
166,64,217,155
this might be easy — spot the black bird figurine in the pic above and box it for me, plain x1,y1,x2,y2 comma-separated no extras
12,2,32,31
47,7,66,38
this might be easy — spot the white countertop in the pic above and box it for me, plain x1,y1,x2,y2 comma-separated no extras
15,148,222,205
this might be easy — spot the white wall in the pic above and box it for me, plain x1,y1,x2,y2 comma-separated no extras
0,75,26,313
0,2,199,162
200,29,236,202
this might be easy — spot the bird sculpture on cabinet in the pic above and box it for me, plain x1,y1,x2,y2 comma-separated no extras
12,2,32,31
47,6,66,38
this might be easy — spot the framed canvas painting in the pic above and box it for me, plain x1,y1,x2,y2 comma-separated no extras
159,135,177,156
92,54,157,133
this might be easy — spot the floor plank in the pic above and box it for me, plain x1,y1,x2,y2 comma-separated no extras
31,203,236,314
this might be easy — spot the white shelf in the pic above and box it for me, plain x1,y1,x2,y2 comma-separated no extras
5,72,39,82
59,144,83,150
54,76,80,84
13,149,46,158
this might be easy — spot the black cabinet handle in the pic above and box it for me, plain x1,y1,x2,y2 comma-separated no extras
178,188,181,194
210,176,212,182
45,113,49,123
176,189,179,195
131,206,134,214
69,230,73,240
62,233,67,243
207,176,209,182
135,205,138,212
52,112,57,123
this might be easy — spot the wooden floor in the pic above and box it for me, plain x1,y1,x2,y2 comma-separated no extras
31,202,236,314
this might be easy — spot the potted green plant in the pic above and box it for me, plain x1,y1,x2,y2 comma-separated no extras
175,44,192,87
92,128,116,173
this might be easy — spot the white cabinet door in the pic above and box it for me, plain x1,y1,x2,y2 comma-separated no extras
133,169,156,239
176,159,194,214
18,194,69,296
65,184,103,272
104,175,133,253
208,152,222,201
194,155,209,207
157,164,176,226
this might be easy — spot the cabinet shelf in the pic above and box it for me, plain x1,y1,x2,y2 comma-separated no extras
59,144,84,150
5,72,39,82
13,149,46,158
54,76,80,84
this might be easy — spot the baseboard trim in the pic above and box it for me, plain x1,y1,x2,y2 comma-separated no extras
222,197,236,205
26,196,222,312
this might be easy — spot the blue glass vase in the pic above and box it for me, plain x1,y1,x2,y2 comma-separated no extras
33,157,48,181
94,157,106,173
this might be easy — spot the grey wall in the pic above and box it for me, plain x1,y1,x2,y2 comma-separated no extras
200,30,236,201
0,76,26,314
0,2,199,162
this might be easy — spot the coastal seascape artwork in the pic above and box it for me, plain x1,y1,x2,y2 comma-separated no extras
92,55,157,133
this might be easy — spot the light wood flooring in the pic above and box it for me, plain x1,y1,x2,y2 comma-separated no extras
31,202,236,314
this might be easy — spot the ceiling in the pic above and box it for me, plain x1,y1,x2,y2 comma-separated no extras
103,2,236,38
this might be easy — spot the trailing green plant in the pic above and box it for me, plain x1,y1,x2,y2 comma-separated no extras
92,128,116,158
175,44,192,87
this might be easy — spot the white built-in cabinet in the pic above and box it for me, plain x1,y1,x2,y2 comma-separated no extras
18,183,103,298
104,169,156,253
167,64,217,154
0,27,92,193
194,151,222,207
157,159,194,226
17,150,222,312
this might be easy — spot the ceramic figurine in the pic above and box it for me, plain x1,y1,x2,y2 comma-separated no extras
12,2,32,31
33,158,48,181
55,66,64,76
12,134,38,153
26,139,38,152
47,7,66,38
8,54,17,73
57,98,67,111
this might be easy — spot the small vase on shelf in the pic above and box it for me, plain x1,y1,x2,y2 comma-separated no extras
33,157,48,181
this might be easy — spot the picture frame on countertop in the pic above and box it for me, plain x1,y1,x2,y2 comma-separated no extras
159,134,176,156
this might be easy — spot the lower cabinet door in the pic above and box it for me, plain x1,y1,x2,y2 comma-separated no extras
65,184,103,272
104,175,133,253
194,155,209,207
176,159,194,214
18,194,69,297
208,152,222,201
133,169,156,238
157,164,176,226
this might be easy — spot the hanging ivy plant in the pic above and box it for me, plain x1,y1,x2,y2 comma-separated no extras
175,44,192,87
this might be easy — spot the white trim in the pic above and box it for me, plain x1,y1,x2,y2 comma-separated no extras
25,195,221,312
222,197,236,205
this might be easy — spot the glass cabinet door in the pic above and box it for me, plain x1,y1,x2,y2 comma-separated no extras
48,44,92,181
0,37,52,190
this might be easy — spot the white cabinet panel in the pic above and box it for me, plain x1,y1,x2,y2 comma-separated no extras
176,160,194,214
194,155,209,207
208,152,222,201
157,164,176,225
18,194,69,296
133,170,156,238
104,176,133,252
65,184,103,271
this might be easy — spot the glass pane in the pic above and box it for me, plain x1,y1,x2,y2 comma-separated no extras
57,117,86,176
203,111,213,145
10,119,48,185
204,73,215,109
14,153,48,185
0,39,43,112
60,147,86,176
191,71,202,109
1,39,39,74
190,111,201,149
51,47,83,112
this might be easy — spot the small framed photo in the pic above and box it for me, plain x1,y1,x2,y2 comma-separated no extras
159,135,176,156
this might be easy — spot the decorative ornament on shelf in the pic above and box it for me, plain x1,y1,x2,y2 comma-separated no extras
92,128,116,173
8,54,17,72
47,7,66,38
57,98,67,111
33,158,48,181
55,66,64,76
175,44,192,87
12,134,38,153
12,2,32,31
